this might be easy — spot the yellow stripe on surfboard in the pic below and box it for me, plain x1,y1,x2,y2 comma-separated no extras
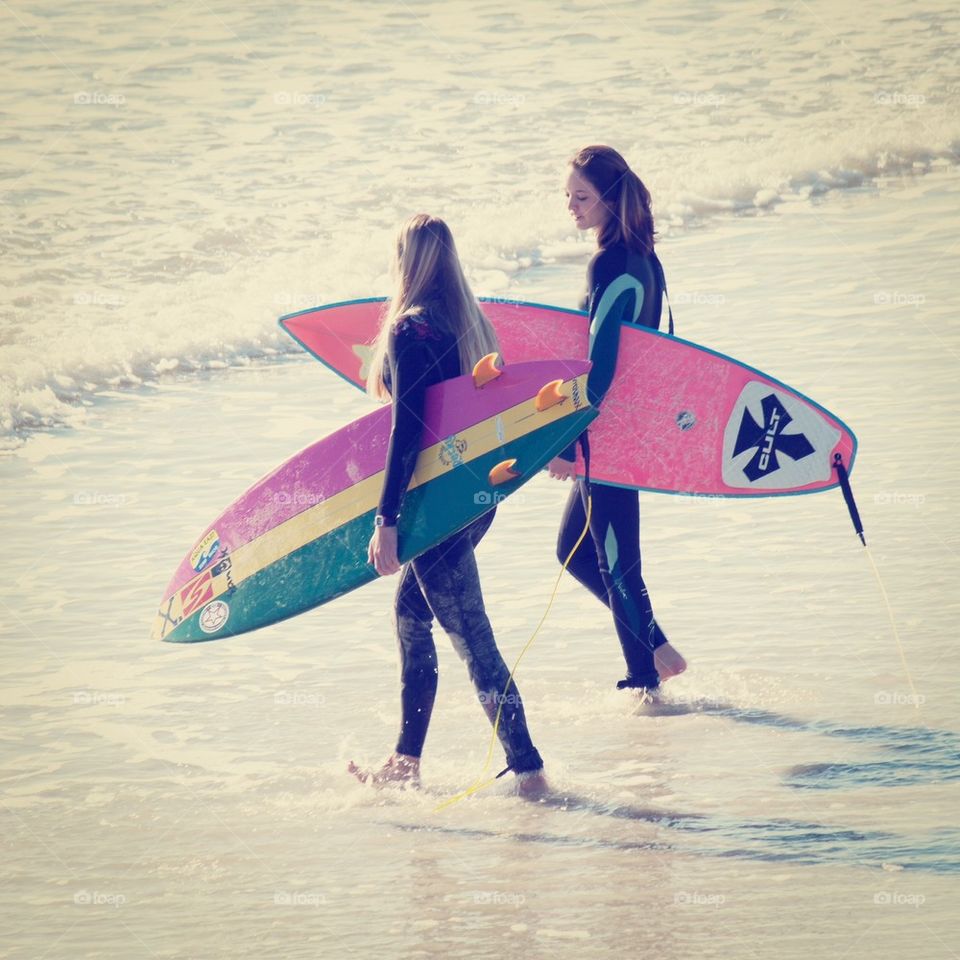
152,373,588,640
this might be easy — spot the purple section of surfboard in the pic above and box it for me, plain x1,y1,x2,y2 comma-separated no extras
280,297,857,496
165,358,589,597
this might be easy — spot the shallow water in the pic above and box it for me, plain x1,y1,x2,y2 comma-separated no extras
3,170,959,957
2,0,959,445
3,2,960,957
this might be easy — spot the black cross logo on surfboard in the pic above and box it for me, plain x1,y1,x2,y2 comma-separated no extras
733,393,815,482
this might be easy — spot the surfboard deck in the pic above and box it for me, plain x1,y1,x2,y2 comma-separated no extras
152,359,596,643
280,297,857,497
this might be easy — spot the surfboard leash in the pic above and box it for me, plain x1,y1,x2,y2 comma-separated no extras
833,453,865,546
434,436,594,812
832,453,920,711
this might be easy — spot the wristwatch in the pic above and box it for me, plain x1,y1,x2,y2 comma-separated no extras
374,514,387,527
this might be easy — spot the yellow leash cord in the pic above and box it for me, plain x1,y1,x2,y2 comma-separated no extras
434,491,593,812
833,453,919,708
863,544,921,711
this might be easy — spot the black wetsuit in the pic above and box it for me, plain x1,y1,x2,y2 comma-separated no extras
556,244,670,690
379,310,543,773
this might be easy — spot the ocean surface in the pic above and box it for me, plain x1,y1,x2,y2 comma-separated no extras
2,1,959,958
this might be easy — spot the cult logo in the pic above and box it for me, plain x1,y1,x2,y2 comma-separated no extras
758,408,781,472
733,393,814,482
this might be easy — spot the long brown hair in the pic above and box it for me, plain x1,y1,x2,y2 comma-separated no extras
366,214,500,400
570,145,656,256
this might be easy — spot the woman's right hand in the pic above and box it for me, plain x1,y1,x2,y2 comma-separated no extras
368,524,401,576
547,456,577,481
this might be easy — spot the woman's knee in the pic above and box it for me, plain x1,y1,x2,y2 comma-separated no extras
399,638,438,683
395,610,437,671
460,633,510,689
441,608,494,658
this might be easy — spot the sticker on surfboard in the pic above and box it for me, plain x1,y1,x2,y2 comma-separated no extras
722,381,841,490
190,529,221,572
199,600,230,634
676,410,697,431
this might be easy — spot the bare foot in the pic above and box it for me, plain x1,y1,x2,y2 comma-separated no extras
631,686,693,717
348,753,421,788
631,686,663,716
654,642,687,681
515,769,549,800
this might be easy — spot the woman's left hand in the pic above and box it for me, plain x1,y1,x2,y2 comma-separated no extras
368,524,401,576
547,456,577,481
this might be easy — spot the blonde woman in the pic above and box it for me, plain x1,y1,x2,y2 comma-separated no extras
349,214,547,796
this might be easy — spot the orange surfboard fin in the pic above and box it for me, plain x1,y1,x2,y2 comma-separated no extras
472,353,502,388
535,379,565,412
489,459,519,486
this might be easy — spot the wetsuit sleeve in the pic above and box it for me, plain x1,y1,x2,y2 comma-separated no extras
584,248,643,406
558,249,644,461
378,325,429,526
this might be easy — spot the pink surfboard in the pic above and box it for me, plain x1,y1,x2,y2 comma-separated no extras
151,359,595,643
280,298,858,497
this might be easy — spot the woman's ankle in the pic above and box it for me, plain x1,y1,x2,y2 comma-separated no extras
390,753,421,773
515,768,548,798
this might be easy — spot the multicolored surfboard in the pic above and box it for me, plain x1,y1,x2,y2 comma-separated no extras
280,298,857,497
152,359,596,643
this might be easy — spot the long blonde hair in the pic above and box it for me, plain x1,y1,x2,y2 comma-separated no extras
366,214,500,400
